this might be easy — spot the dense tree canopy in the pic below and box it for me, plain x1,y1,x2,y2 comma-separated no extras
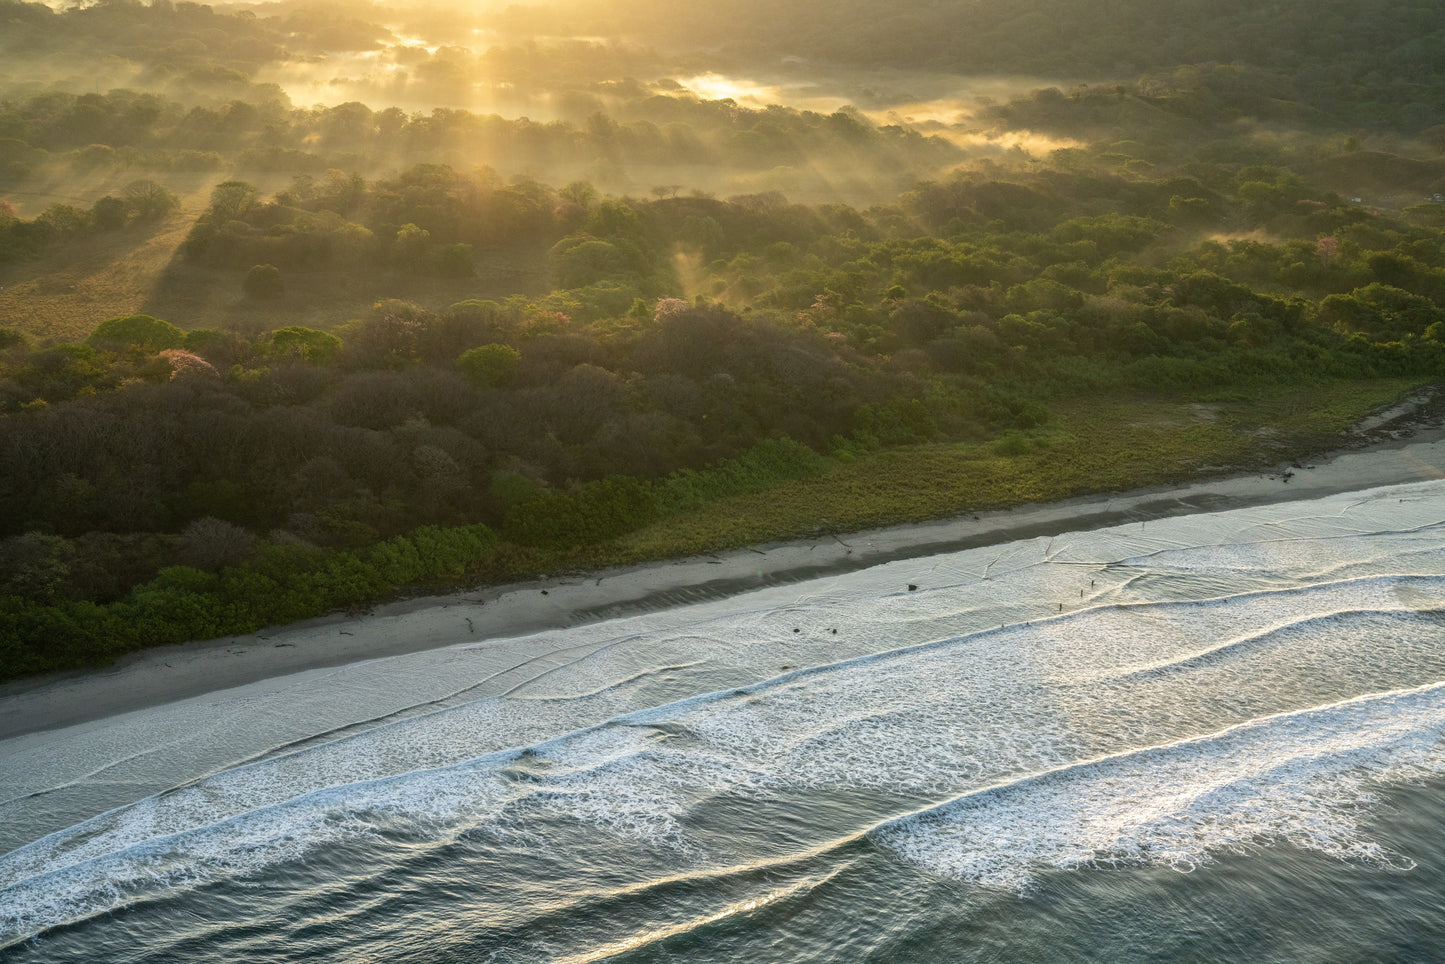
3,0,1445,679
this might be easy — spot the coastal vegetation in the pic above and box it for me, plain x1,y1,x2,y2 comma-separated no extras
2,0,1445,678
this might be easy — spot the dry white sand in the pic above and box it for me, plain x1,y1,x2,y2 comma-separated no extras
2,414,1443,741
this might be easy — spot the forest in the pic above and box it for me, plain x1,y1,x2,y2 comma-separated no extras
2,0,1445,677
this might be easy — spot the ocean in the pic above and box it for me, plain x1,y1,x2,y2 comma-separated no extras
3,480,1445,961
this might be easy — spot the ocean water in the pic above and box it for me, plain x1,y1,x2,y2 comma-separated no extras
3,481,1445,961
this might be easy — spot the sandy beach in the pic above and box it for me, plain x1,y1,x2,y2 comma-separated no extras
3,397,1443,743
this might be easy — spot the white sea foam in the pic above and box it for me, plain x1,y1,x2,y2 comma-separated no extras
872,683,1445,892
4,481,1445,942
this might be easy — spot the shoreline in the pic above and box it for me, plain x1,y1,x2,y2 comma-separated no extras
3,399,1444,742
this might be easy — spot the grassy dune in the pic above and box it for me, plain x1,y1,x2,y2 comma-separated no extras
0,215,194,342
575,378,1425,567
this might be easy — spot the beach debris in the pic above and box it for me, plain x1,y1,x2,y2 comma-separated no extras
793,627,800,633
339,630,353,636
908,584,918,591
831,628,837,634
541,589,548,595
465,618,474,633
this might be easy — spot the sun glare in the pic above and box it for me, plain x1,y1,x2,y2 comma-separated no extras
678,73,784,105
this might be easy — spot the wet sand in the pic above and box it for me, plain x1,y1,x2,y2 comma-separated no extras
2,407,1443,742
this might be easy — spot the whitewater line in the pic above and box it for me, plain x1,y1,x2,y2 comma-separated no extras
865,678,1445,858
10,568,1443,874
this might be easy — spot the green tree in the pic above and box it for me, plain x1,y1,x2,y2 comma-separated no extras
393,223,431,269
430,242,474,278
123,180,178,220
206,180,259,222
243,263,285,300
270,326,341,361
457,343,521,386
87,314,185,353
91,195,128,230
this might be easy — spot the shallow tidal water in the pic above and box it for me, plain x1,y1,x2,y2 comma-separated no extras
4,481,1445,961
